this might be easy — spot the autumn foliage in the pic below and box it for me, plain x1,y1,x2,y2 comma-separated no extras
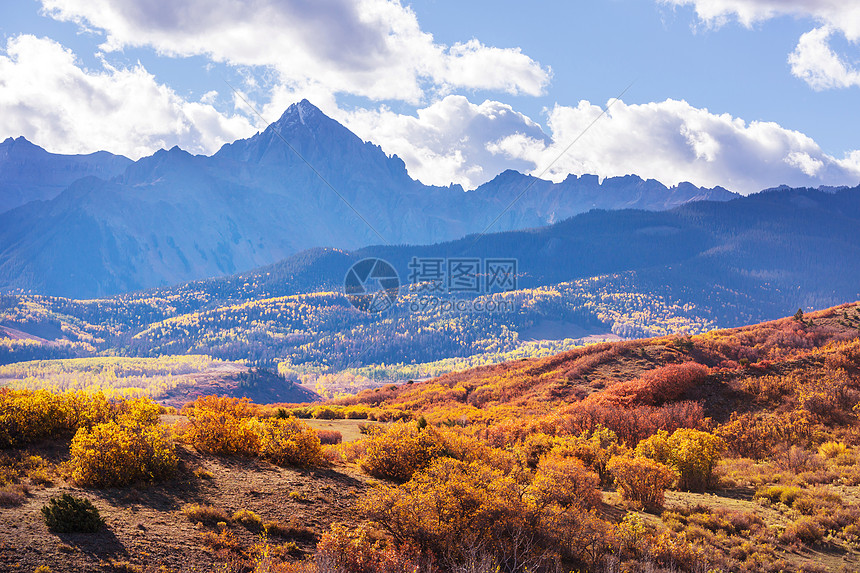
182,395,323,467
595,362,709,407
315,524,419,573
636,428,726,492
4,303,860,573
358,421,444,482
69,420,177,487
254,417,323,467
607,455,675,512
361,455,604,570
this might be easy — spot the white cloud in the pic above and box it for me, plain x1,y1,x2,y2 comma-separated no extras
490,98,860,195
39,0,550,104
0,35,255,158
661,0,860,39
339,96,550,189
788,27,860,90
2,31,856,196
661,0,860,91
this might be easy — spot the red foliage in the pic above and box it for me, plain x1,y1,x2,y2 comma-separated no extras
594,362,709,408
316,429,343,445
555,400,707,446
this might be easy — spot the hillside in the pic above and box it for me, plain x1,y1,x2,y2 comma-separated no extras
1,303,859,572
335,302,860,427
0,355,320,407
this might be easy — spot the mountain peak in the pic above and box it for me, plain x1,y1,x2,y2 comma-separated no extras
275,99,326,128
1,136,41,151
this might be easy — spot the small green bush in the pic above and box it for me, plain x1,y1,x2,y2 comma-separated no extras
41,494,104,533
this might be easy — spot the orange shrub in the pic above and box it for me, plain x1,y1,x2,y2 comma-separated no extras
597,362,709,408
529,453,602,511
359,421,444,482
607,456,675,512
556,400,706,446
361,458,525,563
316,429,343,445
315,524,420,573
780,516,823,545
362,455,603,568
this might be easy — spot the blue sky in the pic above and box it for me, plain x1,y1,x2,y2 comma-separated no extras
1,0,859,194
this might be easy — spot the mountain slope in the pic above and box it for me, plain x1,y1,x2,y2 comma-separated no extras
0,136,131,213
0,100,735,298
2,185,860,379
335,300,860,427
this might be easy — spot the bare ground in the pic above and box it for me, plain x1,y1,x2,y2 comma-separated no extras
0,444,369,573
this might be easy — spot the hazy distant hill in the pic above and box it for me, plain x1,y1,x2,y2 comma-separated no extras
3,184,859,377
0,136,131,213
0,100,735,298
204,183,859,320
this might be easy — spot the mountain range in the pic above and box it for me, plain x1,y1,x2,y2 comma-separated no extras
0,100,736,299
3,181,859,378
214,182,860,321
0,136,131,214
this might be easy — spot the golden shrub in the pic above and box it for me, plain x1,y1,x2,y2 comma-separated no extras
255,417,323,467
183,503,230,526
183,396,259,455
116,397,162,426
637,428,725,492
0,389,77,447
233,508,263,530
818,441,848,459
69,421,177,487
311,405,344,420
665,429,726,492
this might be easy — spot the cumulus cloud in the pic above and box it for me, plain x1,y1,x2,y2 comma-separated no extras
38,0,550,104
662,0,860,91
339,96,550,189
0,35,255,158
788,27,860,90
660,0,860,39
489,98,860,194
